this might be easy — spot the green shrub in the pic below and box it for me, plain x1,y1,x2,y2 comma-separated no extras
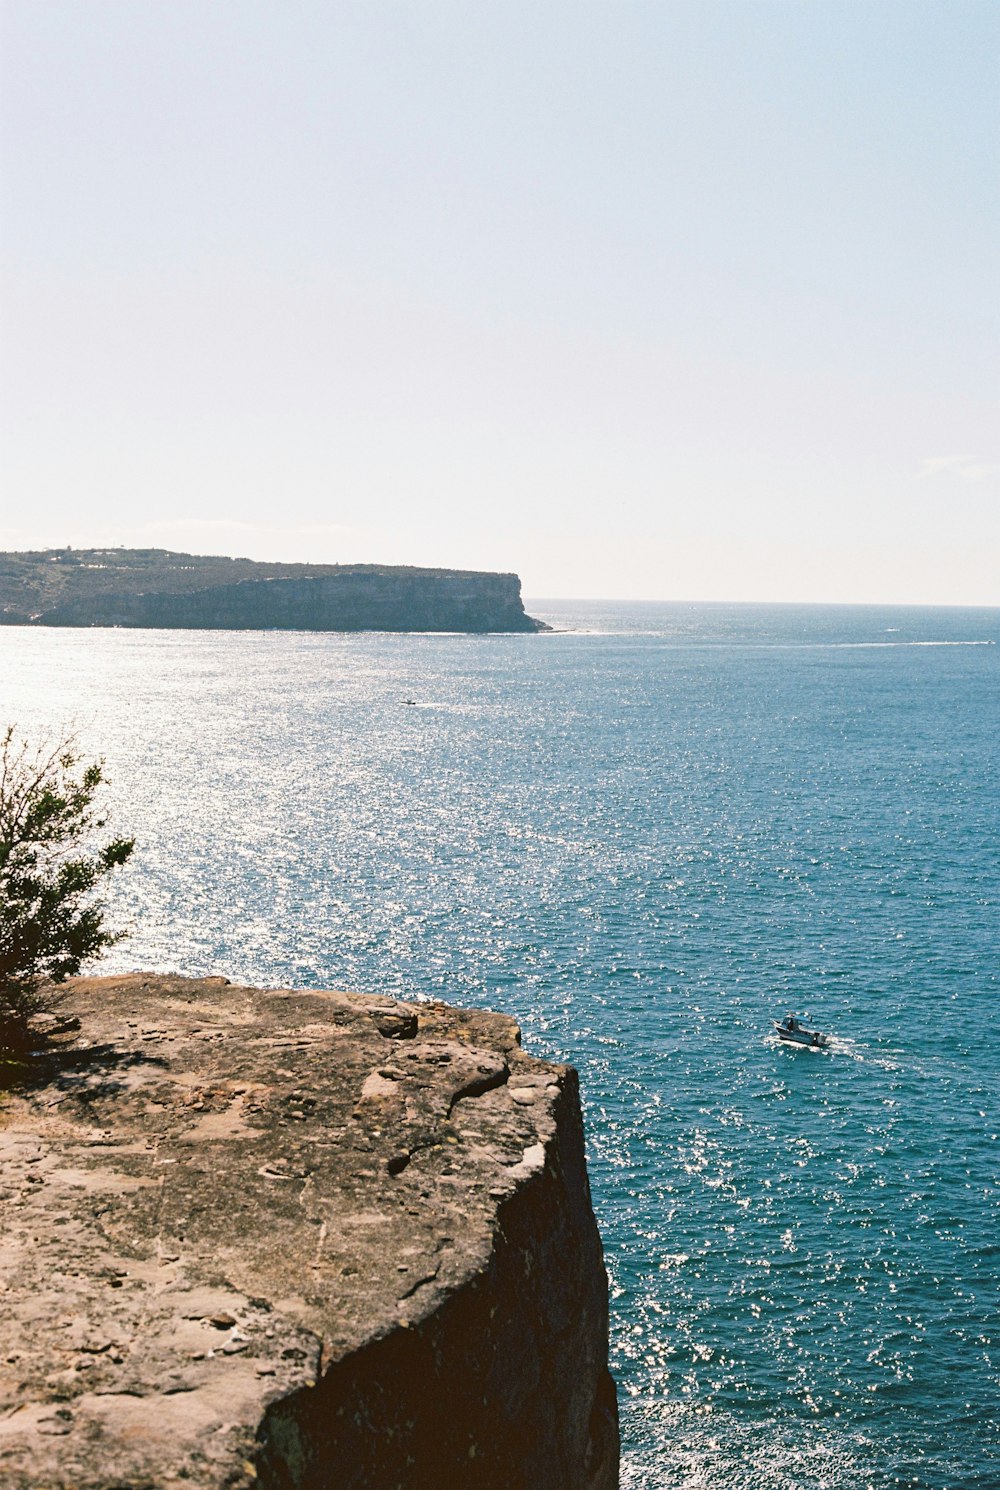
0,727,134,1050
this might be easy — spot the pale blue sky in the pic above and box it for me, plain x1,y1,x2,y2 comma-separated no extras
2,1,997,601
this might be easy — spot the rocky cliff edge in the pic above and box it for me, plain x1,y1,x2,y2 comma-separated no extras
0,551,548,632
0,974,618,1489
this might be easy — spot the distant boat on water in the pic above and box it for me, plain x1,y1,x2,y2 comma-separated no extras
774,1014,828,1048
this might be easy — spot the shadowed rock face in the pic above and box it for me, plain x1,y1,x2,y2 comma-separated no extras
0,549,547,632
0,975,618,1490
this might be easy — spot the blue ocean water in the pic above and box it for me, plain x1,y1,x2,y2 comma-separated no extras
2,601,998,1489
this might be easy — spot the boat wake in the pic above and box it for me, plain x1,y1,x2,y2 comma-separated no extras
821,1035,900,1071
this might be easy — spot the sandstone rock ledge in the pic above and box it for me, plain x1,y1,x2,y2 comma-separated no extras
0,974,618,1490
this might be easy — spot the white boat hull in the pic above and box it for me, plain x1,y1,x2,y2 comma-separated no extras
774,1022,827,1048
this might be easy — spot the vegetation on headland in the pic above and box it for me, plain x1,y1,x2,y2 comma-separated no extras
0,547,532,619
0,727,133,1067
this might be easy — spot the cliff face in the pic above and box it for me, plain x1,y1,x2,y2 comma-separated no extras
39,572,537,632
0,975,618,1490
0,550,545,632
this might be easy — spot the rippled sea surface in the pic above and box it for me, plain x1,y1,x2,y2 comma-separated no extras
3,601,998,1489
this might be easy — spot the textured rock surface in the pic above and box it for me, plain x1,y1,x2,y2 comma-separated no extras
0,974,618,1489
0,549,546,632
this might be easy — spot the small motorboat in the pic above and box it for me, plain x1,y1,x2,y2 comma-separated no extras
774,1014,828,1048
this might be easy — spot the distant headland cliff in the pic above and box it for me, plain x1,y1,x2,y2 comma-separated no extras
0,548,547,633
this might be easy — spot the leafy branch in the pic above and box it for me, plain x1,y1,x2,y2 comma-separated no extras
1,726,134,1048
